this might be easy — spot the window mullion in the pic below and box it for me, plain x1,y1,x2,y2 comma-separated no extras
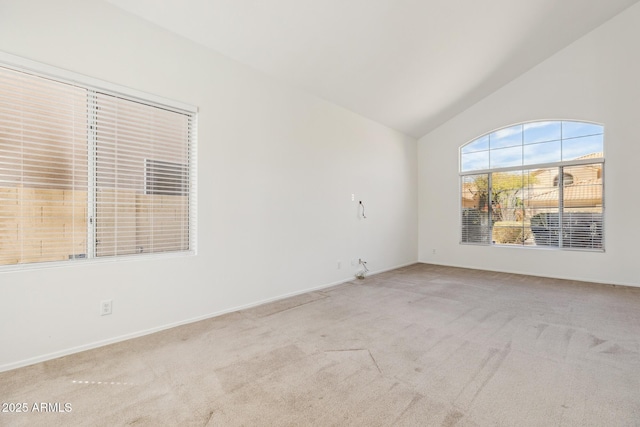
558,166,564,248
87,90,97,259
488,173,493,244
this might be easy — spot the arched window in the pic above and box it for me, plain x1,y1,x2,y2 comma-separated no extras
553,173,574,187
460,121,604,250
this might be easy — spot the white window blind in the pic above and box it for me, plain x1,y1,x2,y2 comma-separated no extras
0,66,88,265
0,60,196,267
94,93,193,257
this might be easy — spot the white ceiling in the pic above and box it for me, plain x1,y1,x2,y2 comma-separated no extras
105,0,639,138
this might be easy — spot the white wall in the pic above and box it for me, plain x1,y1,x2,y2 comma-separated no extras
0,0,418,371
419,3,640,287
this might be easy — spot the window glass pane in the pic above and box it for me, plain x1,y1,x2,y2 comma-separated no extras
562,164,603,208
490,146,522,169
562,121,603,139
96,94,191,257
524,121,562,144
562,208,603,249
461,174,490,244
562,164,603,249
523,167,560,209
523,140,561,166
490,171,531,245
490,124,522,149
461,150,489,172
562,134,603,161
461,135,489,153
0,66,88,266
490,171,523,220
523,168,560,247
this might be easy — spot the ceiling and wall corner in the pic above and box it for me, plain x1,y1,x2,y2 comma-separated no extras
104,0,640,139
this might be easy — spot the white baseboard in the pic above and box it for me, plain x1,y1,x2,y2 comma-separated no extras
417,260,639,288
0,259,419,373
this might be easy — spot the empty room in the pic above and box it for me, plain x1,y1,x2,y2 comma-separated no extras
1,0,639,425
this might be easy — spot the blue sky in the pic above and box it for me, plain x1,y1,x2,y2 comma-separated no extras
461,121,603,172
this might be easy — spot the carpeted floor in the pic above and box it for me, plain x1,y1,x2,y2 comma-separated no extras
1,263,640,426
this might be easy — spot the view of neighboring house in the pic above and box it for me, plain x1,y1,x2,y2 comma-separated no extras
527,153,603,213
461,143,604,249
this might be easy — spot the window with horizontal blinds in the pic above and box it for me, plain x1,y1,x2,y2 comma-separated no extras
0,59,196,268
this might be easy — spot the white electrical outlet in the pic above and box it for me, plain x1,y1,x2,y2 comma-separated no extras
351,193,355,201
100,300,112,316
337,260,342,269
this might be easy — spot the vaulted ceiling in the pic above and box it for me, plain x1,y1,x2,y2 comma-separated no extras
105,0,640,138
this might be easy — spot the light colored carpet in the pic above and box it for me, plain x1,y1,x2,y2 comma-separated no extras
2,263,640,426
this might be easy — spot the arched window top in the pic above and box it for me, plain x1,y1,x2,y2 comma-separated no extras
460,120,603,172
553,173,574,187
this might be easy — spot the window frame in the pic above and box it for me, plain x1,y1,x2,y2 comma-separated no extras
459,120,604,252
0,51,198,271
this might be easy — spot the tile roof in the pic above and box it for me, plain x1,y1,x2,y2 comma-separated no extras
528,178,602,207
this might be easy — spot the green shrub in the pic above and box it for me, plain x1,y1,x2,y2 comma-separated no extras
493,221,531,244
